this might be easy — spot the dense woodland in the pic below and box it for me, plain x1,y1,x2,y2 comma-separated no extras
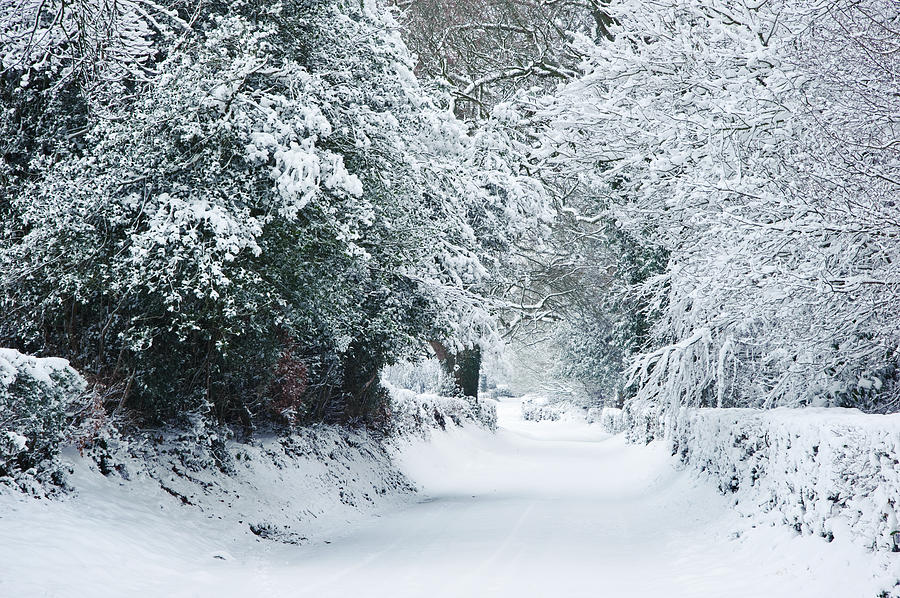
0,0,897,443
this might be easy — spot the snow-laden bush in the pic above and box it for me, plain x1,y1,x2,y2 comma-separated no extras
619,399,666,444
0,349,85,490
521,396,587,423
388,384,497,436
589,407,624,434
672,408,900,553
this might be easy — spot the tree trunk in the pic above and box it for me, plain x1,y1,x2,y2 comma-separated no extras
429,341,481,398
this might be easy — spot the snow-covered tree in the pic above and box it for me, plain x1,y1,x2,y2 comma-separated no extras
0,0,190,101
535,0,900,414
395,0,591,119
0,0,547,424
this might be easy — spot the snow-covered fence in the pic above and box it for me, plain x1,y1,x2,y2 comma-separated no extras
0,349,86,491
671,408,900,552
388,385,497,436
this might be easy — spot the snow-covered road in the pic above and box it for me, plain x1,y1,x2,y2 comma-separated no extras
281,399,883,598
2,397,887,597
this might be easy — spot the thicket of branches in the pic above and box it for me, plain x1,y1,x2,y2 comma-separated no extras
398,0,899,416
531,0,900,413
395,0,594,119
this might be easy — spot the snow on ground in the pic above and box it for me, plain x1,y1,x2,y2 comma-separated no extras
1,397,894,597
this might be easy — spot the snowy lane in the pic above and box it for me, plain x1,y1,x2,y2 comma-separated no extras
255,399,884,598
1,398,887,597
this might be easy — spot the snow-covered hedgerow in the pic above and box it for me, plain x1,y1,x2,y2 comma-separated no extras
671,408,900,553
589,407,624,434
0,349,85,492
388,385,497,436
521,396,587,423
620,399,666,444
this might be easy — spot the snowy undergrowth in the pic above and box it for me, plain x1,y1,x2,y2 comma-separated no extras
0,349,85,495
589,407,624,434
520,395,588,423
388,383,497,435
670,409,900,569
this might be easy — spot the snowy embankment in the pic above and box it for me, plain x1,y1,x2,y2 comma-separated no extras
597,401,900,582
0,381,494,596
600,398,900,563
671,408,900,555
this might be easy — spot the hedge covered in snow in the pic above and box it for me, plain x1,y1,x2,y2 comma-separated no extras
670,408,900,553
589,407,625,434
388,384,497,436
521,396,587,423
0,349,86,491
620,399,666,444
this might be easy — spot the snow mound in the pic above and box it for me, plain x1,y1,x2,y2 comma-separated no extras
672,408,900,557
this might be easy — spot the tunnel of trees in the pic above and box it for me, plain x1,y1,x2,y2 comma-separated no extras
1,0,897,432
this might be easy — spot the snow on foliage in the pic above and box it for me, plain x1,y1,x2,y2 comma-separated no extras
0,0,551,423
520,395,588,423
0,348,85,492
382,358,446,395
535,0,900,414
0,0,187,103
388,383,497,435
672,408,900,557
589,407,624,434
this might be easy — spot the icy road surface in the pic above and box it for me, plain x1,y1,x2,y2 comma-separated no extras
1,397,889,597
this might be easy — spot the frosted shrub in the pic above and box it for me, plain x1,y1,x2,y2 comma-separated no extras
388,384,497,435
593,407,623,434
521,395,588,422
0,349,85,487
